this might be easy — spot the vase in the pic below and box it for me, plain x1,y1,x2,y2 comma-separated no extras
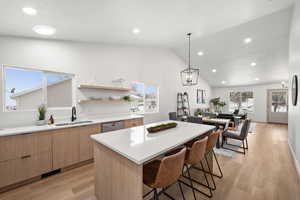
36,120,47,126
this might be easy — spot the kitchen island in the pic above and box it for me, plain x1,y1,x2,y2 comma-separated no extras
91,120,215,200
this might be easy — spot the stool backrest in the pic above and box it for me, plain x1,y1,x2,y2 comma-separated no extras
153,147,186,188
186,137,208,164
206,130,221,152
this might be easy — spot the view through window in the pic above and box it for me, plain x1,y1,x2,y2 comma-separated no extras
131,82,159,114
4,66,73,111
229,91,254,113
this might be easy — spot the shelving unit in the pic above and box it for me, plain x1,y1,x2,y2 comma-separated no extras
78,84,131,91
78,99,128,103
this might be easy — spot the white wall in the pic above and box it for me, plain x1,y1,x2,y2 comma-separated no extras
0,36,211,128
289,3,300,176
212,83,283,122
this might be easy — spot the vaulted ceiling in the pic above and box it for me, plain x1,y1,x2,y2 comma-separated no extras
173,7,292,87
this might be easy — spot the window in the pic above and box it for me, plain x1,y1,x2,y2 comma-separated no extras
3,66,73,112
46,73,72,108
131,82,159,114
271,91,288,112
5,67,44,111
229,91,254,113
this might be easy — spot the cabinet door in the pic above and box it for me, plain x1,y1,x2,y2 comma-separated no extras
0,160,17,188
0,151,52,188
79,125,101,162
52,128,80,169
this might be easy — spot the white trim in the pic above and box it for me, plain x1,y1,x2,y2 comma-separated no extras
288,139,300,179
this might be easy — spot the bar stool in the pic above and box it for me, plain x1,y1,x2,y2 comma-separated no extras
179,136,213,199
143,147,187,200
194,130,223,191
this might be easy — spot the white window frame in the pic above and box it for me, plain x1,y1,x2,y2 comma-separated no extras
131,82,159,114
2,64,75,112
228,90,254,113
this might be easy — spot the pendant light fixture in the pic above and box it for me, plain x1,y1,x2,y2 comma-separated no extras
181,33,199,86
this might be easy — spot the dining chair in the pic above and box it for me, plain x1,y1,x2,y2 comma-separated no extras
143,147,187,200
222,119,251,154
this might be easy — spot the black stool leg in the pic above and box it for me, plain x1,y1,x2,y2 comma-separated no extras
185,164,197,200
212,150,223,178
154,189,159,200
178,181,186,200
204,153,217,190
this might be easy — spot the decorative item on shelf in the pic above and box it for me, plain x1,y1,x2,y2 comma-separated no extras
292,75,298,106
109,96,121,100
36,104,47,126
112,78,126,88
147,122,178,133
122,95,132,102
181,33,199,86
210,97,226,113
89,97,103,100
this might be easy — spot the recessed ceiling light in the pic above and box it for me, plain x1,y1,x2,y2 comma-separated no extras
255,78,259,81
212,69,217,73
244,37,252,44
251,62,257,66
33,25,56,35
197,51,204,56
22,7,37,16
221,81,226,84
132,28,140,35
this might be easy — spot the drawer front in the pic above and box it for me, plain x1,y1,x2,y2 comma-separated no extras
0,131,52,162
0,151,52,188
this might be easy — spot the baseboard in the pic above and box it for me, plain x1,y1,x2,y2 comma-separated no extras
288,139,300,179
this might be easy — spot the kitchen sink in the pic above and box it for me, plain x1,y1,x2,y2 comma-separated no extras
55,120,93,127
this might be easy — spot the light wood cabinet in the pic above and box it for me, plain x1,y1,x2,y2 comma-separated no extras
124,118,144,128
79,124,101,162
0,117,143,189
52,128,80,170
0,149,52,188
0,131,52,162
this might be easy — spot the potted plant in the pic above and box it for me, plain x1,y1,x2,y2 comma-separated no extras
122,95,132,102
36,104,47,126
209,97,226,113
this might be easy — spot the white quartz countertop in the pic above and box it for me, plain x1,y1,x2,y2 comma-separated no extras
91,121,215,165
0,114,143,137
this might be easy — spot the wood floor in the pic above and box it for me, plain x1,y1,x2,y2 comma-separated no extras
0,123,299,200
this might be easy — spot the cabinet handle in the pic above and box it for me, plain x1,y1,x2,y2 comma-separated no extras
21,155,31,159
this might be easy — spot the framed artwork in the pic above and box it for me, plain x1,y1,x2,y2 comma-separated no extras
197,89,206,104
292,75,298,106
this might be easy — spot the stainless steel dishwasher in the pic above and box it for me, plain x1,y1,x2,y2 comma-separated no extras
101,121,124,133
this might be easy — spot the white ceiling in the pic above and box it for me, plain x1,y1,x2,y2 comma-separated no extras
0,0,294,87
0,0,294,47
174,7,292,87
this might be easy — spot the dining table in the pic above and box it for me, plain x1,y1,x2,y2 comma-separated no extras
90,120,215,200
199,117,231,148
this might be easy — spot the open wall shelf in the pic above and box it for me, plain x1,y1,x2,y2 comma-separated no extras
78,84,131,91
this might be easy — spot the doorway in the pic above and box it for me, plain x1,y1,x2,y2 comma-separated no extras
267,89,288,124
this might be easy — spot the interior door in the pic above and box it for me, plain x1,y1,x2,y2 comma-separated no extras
267,89,288,124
